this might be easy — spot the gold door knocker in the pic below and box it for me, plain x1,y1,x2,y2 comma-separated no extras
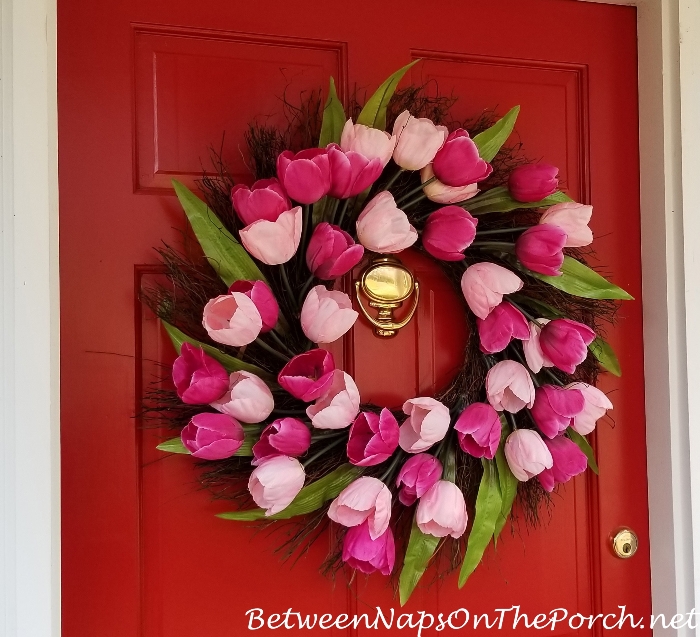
355,256,420,338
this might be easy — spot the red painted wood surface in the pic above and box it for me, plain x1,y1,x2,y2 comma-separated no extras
59,1,650,635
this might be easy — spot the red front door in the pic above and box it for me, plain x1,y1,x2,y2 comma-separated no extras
59,1,650,634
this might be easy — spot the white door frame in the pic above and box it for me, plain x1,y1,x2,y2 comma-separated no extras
1,0,698,635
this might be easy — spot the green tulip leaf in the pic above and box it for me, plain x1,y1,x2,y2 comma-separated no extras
399,520,441,606
472,106,520,162
319,77,345,147
589,337,622,377
494,417,518,542
465,186,573,214
568,428,599,474
357,60,419,131
157,437,189,454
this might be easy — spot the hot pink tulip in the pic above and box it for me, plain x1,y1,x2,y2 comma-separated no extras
539,318,596,374
326,143,384,199
432,129,493,187
515,224,567,276
416,480,468,538
202,293,262,347
347,409,399,467
328,476,392,539
277,349,335,402
231,178,291,226
539,202,593,247
537,435,588,492
356,191,418,254
420,164,479,204
504,428,553,481
342,522,395,576
461,262,524,320
454,403,501,459
300,285,358,344
340,119,396,166
239,206,302,265
476,301,530,354
172,342,229,405
276,148,330,204
227,280,279,333
486,360,535,413
530,385,585,439
522,320,554,373
211,371,275,424
306,370,360,429
392,110,448,170
248,455,306,516
565,382,613,435
395,454,442,506
422,206,478,261
181,412,244,460
508,163,559,202
306,223,364,280
399,397,450,453
252,418,311,465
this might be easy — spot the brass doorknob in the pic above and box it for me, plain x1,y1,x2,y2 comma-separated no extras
612,528,638,559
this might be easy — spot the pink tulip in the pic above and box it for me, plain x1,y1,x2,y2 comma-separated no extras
392,110,448,170
537,435,588,492
356,191,418,254
227,280,279,333
210,371,275,424
326,143,384,199
565,382,613,435
277,349,335,402
420,164,479,204
476,301,529,354
300,285,358,344
342,522,395,576
399,397,450,453
276,148,330,204
508,163,559,202
248,455,306,516
522,320,554,373
172,342,229,405
239,206,302,265
422,206,478,261
202,293,262,347
454,403,501,459
515,224,567,276
416,481,468,538
486,360,535,413
347,409,400,467
504,429,553,481
432,129,493,187
181,412,244,460
251,418,311,465
306,370,360,429
340,119,396,166
328,476,392,539
461,262,524,320
306,223,364,280
231,178,291,226
539,318,596,374
540,202,593,247
530,385,585,439
395,454,442,506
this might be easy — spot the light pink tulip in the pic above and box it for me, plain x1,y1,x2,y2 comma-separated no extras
537,435,588,492
239,206,302,265
504,429,553,481
231,178,291,226
277,349,335,402
340,119,396,166
276,149,330,204
422,206,478,261
539,318,596,374
172,342,229,405
515,224,567,276
432,129,492,187
421,164,479,204
508,164,559,203
460,262,524,320
565,382,613,435
327,143,384,199
539,202,593,247
306,370,360,429
477,301,530,354
454,402,502,459
328,476,392,539
300,285,358,344
530,385,585,439
399,397,450,453
522,319,553,373
306,222,364,280
395,454,443,506
202,292,262,347
486,360,536,413
356,191,418,254
248,455,306,516
342,522,395,576
181,412,244,460
228,280,279,333
211,371,275,424
392,110,448,170
416,480,468,538
347,409,400,467
252,418,311,465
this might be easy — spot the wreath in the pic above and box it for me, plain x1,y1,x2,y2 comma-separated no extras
143,62,630,604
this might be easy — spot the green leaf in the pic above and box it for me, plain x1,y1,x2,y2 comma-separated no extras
357,60,419,130
398,520,441,606
494,418,518,542
162,321,275,382
472,106,520,162
157,437,189,454
172,180,266,287
465,186,573,214
568,428,599,474
529,256,634,301
319,77,345,147
458,460,502,588
589,337,622,377
217,465,362,521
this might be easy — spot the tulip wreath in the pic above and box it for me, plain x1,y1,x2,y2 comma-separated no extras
143,61,631,603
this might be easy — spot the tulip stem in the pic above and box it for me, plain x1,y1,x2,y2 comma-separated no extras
540,367,565,386
470,241,515,253
395,177,434,205
303,435,347,467
335,198,351,228
272,408,308,416
301,204,312,254
254,337,291,363
384,167,404,192
267,330,296,357
475,226,531,236
279,263,297,309
298,275,315,306
378,451,405,483
506,411,518,431
400,192,428,211
505,299,536,322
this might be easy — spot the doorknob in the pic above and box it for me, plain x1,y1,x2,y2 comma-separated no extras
611,528,638,559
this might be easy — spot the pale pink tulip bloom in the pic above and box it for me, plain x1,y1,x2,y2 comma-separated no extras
228,280,279,333
248,456,306,516
460,262,524,320
565,382,613,435
328,476,392,539
416,480,468,538
306,370,360,429
486,360,536,413
399,397,450,453
356,191,418,254
202,292,263,347
300,285,358,344
340,119,396,166
392,110,448,170
239,206,302,265
522,319,553,373
539,202,593,247
421,165,479,204
504,429,553,481
210,370,275,424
